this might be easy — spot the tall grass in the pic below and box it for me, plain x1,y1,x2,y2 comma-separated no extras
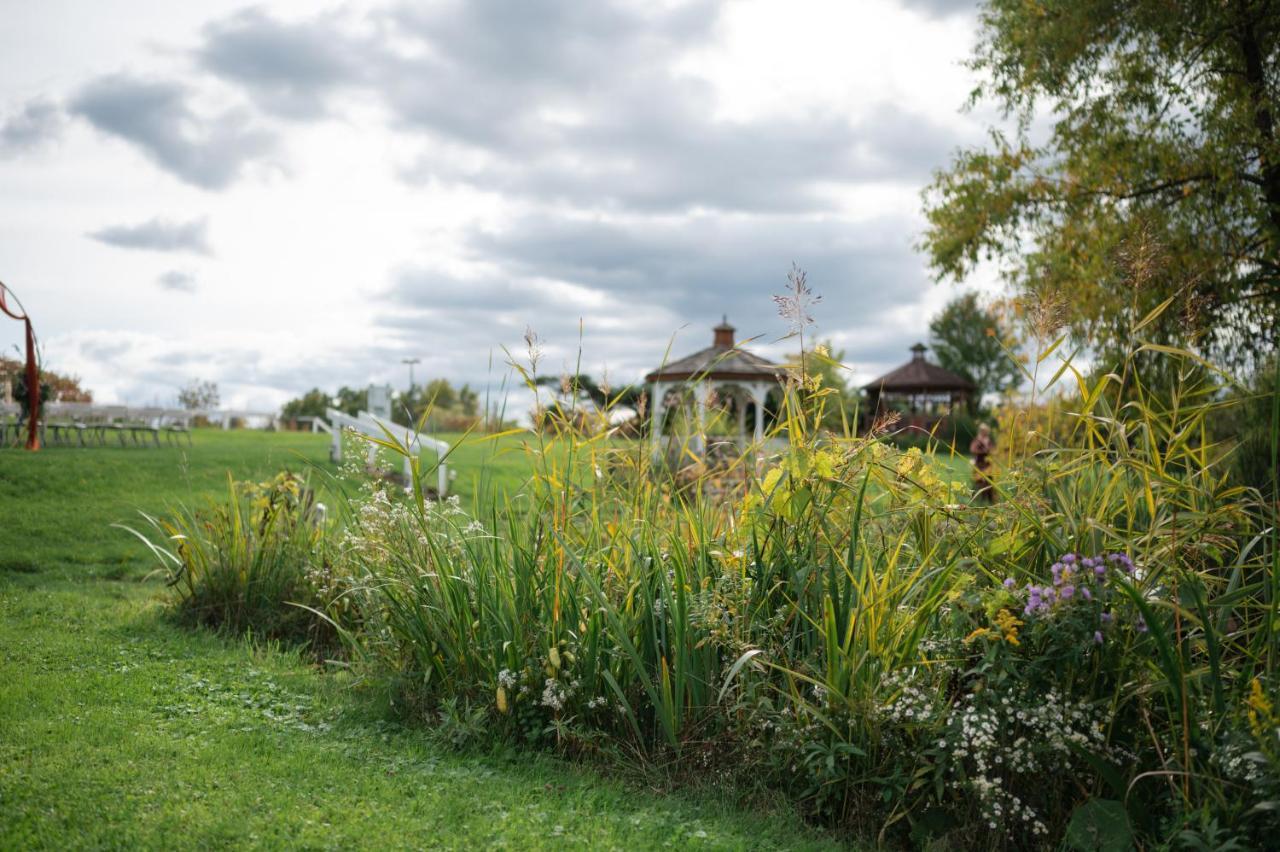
137,305,1278,848
125,472,335,646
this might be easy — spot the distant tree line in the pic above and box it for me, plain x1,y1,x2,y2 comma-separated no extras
280,378,511,432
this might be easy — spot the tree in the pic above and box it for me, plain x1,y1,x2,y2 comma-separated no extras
2,356,91,405
533,373,644,409
929,294,1022,409
922,0,1280,369
280,388,331,420
178,379,219,410
333,386,367,417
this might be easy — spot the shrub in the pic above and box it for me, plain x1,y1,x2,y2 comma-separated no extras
126,472,339,647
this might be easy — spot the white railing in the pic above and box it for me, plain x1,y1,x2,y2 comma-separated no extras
326,408,450,496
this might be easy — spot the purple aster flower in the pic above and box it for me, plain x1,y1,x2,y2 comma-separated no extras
1081,586,1092,601
1094,564,1106,579
1003,577,1016,590
1062,553,1077,565
1094,631,1104,644
1060,585,1075,600
1100,611,1113,624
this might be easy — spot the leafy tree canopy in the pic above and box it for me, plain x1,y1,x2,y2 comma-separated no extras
2,356,92,406
280,388,332,421
534,373,643,409
923,0,1280,369
177,379,219,411
929,293,1023,409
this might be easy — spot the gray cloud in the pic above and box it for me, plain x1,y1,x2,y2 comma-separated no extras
89,217,212,254
899,0,978,18
375,211,938,384
1,98,64,155
198,8,366,120
464,214,927,318
157,270,198,293
191,2,963,213
69,73,276,189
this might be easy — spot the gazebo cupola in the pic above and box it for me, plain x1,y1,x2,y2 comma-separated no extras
644,317,782,451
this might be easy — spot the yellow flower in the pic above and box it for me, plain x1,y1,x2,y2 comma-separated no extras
1247,677,1274,737
965,626,997,644
993,608,1023,646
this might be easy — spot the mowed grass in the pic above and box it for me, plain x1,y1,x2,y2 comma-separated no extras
0,573,838,850
0,431,841,850
0,427,560,575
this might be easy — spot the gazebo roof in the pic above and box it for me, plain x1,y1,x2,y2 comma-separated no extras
645,318,781,383
863,343,974,393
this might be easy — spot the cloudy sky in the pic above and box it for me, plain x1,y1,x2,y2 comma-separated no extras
1,0,992,412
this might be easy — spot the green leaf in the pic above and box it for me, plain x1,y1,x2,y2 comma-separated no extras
1064,799,1133,852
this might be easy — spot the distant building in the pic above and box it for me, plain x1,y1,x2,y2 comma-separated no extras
645,317,782,452
863,343,974,430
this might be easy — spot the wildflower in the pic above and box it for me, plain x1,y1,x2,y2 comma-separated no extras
965,626,998,644
1100,611,1113,624
498,669,517,689
1136,614,1148,633
1107,552,1134,574
993,609,1022,645
1093,631,1104,644
1080,586,1092,601
1247,678,1274,738
540,678,566,711
1003,577,1016,589
1060,585,1075,600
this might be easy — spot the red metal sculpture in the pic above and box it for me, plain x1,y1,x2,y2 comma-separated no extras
0,281,40,450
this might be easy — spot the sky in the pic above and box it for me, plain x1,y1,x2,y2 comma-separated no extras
0,0,995,414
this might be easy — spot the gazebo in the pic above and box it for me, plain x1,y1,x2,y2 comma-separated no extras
645,318,782,453
863,343,974,429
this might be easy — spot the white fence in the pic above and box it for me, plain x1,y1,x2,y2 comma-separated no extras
326,408,450,496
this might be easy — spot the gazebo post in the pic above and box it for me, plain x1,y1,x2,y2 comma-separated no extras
692,382,710,456
649,381,666,454
750,383,767,445
735,389,747,444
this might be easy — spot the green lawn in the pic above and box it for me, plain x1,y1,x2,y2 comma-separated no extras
0,428,557,575
0,432,841,850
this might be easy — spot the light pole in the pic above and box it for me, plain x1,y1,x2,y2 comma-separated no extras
401,357,420,394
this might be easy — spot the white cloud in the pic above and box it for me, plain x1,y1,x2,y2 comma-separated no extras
1,0,990,413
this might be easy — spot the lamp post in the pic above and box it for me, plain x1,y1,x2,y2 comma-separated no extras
401,357,420,394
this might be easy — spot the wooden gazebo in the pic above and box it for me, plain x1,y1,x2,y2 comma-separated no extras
863,343,974,429
645,318,781,453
